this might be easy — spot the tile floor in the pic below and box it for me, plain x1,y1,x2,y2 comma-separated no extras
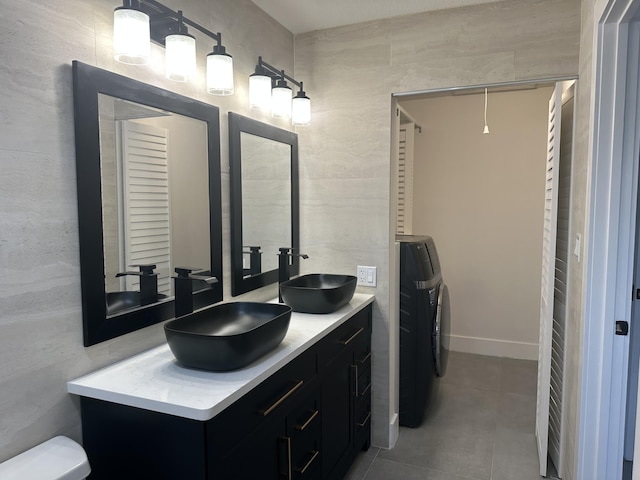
344,351,541,480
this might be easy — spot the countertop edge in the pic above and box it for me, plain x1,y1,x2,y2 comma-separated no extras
68,294,374,421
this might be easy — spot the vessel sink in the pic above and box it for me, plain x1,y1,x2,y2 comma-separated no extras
106,291,168,316
164,302,292,371
279,274,357,314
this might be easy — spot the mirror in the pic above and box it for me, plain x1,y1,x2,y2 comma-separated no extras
228,112,299,296
73,61,223,346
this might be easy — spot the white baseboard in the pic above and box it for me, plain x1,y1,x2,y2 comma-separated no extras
388,413,399,449
447,334,538,360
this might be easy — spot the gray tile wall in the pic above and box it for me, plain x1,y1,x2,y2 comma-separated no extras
294,0,581,451
0,0,294,463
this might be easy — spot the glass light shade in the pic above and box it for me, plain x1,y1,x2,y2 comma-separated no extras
292,95,311,126
113,8,150,65
207,52,234,95
272,84,292,119
249,74,272,111
165,33,196,82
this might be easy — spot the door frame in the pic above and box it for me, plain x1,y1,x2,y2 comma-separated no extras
579,0,640,478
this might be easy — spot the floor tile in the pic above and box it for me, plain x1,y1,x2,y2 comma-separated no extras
363,457,480,480
344,449,378,480
495,392,536,434
442,352,503,392
490,428,542,480
499,358,538,396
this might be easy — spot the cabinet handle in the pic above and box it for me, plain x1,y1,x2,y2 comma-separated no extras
359,351,371,364
360,382,371,396
297,450,319,475
340,327,364,346
296,410,319,431
279,436,292,480
259,380,304,416
357,412,371,428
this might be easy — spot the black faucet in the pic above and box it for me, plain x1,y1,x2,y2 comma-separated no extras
278,248,309,302
173,267,218,317
243,245,263,276
115,264,158,306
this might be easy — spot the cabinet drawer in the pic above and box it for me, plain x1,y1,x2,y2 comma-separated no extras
318,308,370,368
207,346,318,457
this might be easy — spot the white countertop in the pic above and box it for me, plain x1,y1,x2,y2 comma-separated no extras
68,294,374,421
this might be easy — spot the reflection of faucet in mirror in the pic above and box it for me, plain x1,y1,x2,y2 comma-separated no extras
243,246,262,277
115,264,159,306
278,248,309,302
173,267,219,317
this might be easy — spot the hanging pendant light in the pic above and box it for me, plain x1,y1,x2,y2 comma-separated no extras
207,36,234,95
165,11,196,82
272,72,292,119
249,62,272,111
483,87,490,134
113,0,150,65
292,82,311,126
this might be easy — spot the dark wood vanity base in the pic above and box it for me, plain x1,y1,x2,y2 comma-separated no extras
80,304,372,479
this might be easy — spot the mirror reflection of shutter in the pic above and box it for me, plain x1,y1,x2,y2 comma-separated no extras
397,122,414,235
118,120,172,296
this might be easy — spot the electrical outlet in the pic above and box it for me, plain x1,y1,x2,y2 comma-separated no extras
357,266,377,287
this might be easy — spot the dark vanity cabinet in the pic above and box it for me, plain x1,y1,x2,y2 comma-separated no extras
80,305,372,480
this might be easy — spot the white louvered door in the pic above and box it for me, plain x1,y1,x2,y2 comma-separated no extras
118,120,172,295
536,84,563,477
397,122,415,234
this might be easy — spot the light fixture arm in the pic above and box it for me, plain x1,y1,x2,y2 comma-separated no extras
256,56,303,89
132,0,222,45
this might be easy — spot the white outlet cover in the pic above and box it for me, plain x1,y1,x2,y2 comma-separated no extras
357,266,377,287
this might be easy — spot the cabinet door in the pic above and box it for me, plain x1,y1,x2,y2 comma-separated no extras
321,346,353,478
210,414,284,480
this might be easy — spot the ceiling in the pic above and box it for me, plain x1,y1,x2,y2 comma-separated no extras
250,0,512,35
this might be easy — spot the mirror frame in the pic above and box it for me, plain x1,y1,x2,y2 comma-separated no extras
72,61,223,346
228,112,299,296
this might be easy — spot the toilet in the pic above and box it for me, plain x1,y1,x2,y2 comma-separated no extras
0,436,90,480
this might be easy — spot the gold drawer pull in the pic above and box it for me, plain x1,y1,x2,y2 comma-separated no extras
340,327,364,346
296,410,319,431
259,380,304,416
297,450,319,475
357,412,371,428
279,436,292,480
359,351,371,364
360,382,371,396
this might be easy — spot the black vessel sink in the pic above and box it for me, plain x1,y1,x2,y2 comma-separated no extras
164,302,292,371
279,274,357,314
106,291,168,316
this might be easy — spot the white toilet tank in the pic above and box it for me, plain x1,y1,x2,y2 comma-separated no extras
0,436,90,480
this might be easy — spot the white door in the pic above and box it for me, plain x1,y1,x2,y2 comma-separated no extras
536,83,563,477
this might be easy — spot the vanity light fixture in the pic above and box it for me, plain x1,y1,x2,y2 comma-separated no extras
112,0,234,94
113,0,150,65
249,57,311,125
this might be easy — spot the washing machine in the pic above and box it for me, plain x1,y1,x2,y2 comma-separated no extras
397,235,450,428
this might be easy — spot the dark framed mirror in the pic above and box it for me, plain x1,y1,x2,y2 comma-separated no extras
228,112,299,296
73,61,223,346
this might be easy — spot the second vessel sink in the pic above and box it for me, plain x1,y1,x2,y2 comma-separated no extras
279,274,357,314
164,302,292,371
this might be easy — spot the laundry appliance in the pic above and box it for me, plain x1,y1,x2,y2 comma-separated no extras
397,235,450,427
